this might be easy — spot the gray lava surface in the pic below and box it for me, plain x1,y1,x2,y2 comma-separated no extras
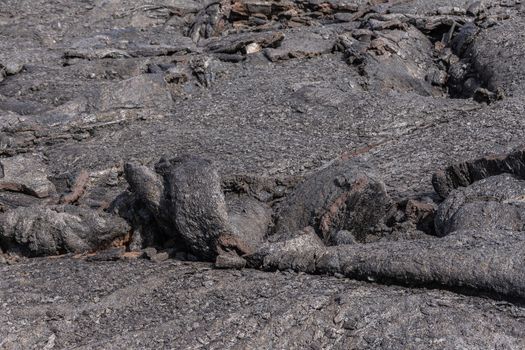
2,0,525,349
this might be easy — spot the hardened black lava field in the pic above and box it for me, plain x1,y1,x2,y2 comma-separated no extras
1,1,525,349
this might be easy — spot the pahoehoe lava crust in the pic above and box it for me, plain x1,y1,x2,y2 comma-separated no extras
2,0,525,348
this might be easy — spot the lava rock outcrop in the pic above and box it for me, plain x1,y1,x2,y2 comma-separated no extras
272,158,393,244
0,205,130,256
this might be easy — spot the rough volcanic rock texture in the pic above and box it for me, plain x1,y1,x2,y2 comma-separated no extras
0,154,56,198
123,156,275,261
273,159,393,244
435,174,525,236
156,156,232,259
1,259,524,349
226,193,272,246
124,156,232,259
0,205,130,256
250,228,525,301
433,146,525,199
123,162,164,217
2,0,525,348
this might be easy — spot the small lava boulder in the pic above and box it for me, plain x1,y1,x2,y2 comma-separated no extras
247,226,325,273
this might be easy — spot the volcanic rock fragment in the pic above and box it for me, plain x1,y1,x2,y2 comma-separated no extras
85,246,127,262
272,158,393,244
0,191,43,211
248,226,325,273
0,61,23,80
434,174,525,236
215,253,247,269
189,56,215,87
0,205,130,256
